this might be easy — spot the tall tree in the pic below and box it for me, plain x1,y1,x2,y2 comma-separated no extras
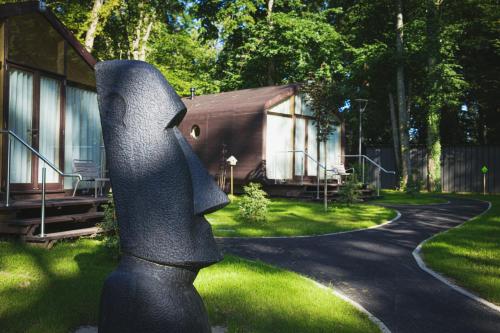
425,0,442,191
395,0,412,187
302,66,343,211
84,0,104,52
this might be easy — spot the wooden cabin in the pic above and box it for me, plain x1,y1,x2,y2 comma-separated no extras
0,2,107,246
180,84,346,197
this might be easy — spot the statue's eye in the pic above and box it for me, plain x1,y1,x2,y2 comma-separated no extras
102,92,127,127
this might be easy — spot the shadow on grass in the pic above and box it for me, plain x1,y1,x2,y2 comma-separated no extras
0,241,115,333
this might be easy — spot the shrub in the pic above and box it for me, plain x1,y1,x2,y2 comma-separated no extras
338,173,361,205
97,195,120,252
404,174,423,196
238,183,270,223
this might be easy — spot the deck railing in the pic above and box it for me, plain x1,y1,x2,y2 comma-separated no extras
342,154,396,196
272,150,349,199
0,129,82,237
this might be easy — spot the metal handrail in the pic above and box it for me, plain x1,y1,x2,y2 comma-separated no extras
1,129,83,237
272,150,352,200
343,154,396,196
343,154,396,175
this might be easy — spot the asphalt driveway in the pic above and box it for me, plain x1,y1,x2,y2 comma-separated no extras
217,197,500,333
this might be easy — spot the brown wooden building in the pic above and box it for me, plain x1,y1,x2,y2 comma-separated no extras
180,84,346,192
0,2,106,246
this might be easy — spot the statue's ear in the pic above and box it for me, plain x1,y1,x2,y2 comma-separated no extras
100,92,128,128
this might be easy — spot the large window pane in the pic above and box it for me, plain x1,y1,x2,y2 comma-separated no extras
67,46,96,87
266,114,293,179
268,98,291,115
307,121,318,176
64,86,103,189
38,76,61,183
8,13,64,74
8,69,33,184
294,118,306,176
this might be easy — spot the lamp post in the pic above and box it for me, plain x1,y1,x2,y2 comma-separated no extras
227,155,238,196
354,99,368,179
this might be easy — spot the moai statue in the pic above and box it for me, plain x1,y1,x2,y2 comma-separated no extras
95,60,229,333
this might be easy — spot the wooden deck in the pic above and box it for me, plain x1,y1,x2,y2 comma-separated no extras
0,195,109,247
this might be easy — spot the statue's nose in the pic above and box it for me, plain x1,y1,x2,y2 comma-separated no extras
173,128,230,215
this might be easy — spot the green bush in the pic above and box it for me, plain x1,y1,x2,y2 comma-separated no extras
97,195,120,252
238,183,271,223
338,174,361,205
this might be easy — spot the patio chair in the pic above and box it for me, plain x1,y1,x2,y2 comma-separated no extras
72,159,110,198
331,164,353,184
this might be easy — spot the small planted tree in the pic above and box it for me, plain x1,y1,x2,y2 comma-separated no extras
238,182,271,223
338,173,361,205
302,65,343,211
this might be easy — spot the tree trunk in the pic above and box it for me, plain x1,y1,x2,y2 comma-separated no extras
396,0,411,188
266,0,274,85
316,137,320,199
267,0,274,21
426,0,442,192
130,10,154,61
388,92,401,177
138,14,154,61
324,140,328,212
84,0,104,52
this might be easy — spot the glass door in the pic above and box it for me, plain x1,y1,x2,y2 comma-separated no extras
38,76,62,187
7,69,34,189
7,68,63,191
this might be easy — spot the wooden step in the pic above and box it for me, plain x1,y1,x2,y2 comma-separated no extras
25,227,101,243
8,212,105,227
0,197,109,210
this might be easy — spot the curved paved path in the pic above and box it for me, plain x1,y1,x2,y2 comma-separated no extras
217,197,500,333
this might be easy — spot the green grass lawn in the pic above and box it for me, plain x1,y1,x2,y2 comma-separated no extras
421,194,500,305
0,239,380,333
372,190,448,205
207,198,396,237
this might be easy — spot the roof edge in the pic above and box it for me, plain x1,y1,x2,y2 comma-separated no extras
0,1,97,68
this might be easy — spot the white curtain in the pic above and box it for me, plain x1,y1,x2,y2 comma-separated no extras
64,86,103,189
307,121,318,176
294,118,306,176
8,69,33,184
266,114,293,179
318,126,341,179
38,76,61,183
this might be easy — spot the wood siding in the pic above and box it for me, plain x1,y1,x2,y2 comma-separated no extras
179,109,265,182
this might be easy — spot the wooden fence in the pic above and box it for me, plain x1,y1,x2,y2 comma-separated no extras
364,146,500,193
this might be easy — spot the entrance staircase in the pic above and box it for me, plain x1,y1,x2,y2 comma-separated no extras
0,194,109,248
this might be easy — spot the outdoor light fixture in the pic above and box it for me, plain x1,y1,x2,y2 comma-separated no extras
227,156,238,196
354,99,368,167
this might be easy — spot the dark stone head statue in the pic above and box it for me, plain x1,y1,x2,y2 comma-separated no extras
96,60,229,332
96,60,228,268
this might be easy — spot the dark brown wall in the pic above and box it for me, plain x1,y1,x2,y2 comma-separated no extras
179,110,265,182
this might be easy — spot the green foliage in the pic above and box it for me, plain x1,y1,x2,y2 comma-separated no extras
96,196,120,252
404,174,424,196
215,10,347,90
338,174,361,205
238,183,270,223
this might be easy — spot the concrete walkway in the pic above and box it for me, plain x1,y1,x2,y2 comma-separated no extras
217,197,500,333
